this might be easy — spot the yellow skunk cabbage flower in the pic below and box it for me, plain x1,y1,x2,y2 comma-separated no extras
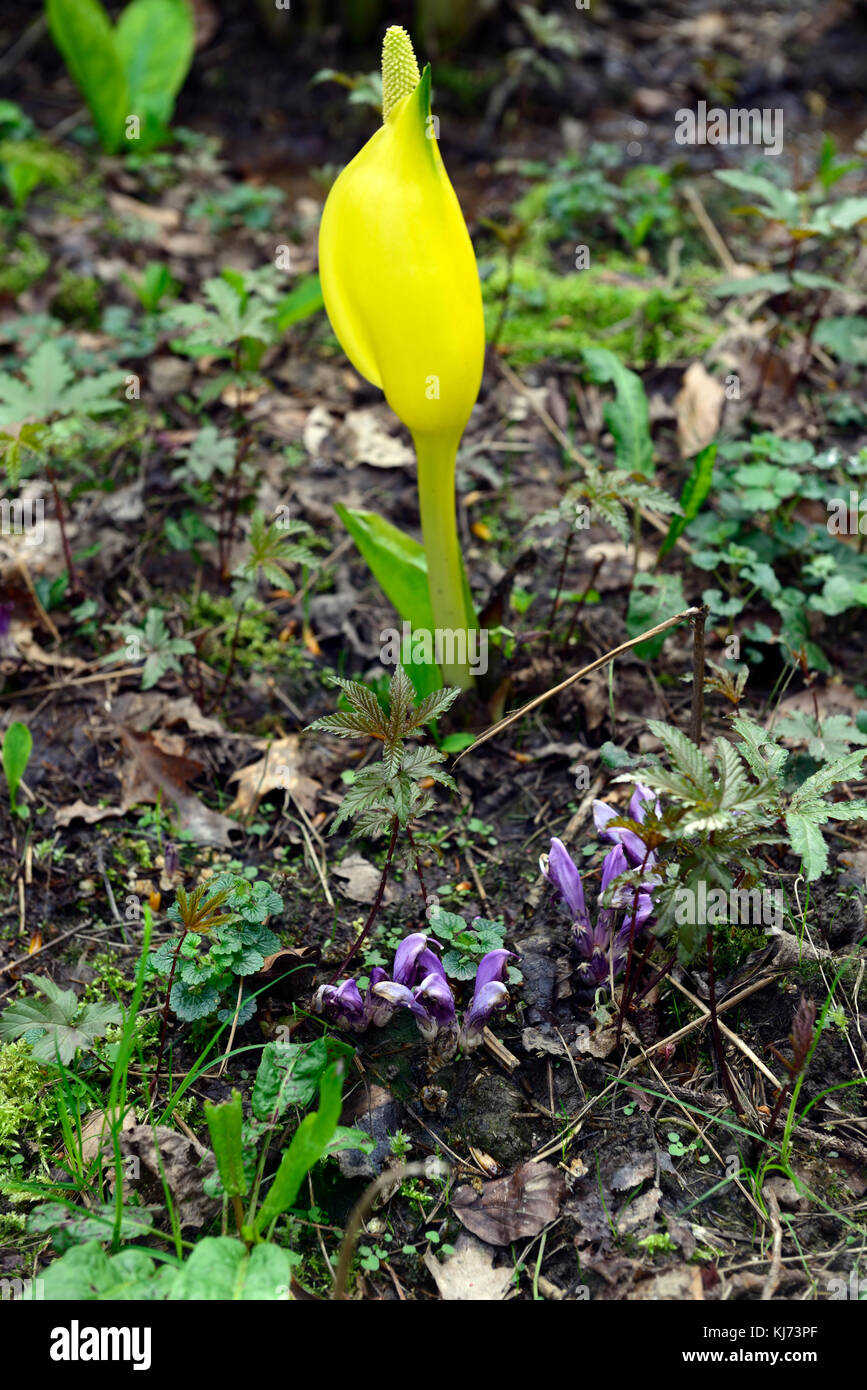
319,26,485,689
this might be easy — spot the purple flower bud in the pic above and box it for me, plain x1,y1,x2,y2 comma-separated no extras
373,971,457,1044
313,978,367,1032
460,949,514,1049
540,838,590,928
392,932,436,986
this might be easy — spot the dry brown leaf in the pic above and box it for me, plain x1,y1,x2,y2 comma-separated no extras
108,193,180,231
338,407,414,470
226,735,320,819
675,362,725,459
423,1233,512,1301
452,1161,565,1245
110,1126,218,1232
54,799,124,828
119,727,236,848
628,1265,704,1300
332,852,398,905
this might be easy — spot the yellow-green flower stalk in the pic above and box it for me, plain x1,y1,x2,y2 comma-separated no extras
318,26,485,689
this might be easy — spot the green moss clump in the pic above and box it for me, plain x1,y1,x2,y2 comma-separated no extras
0,1041,55,1162
0,231,49,297
482,251,716,367
50,270,103,328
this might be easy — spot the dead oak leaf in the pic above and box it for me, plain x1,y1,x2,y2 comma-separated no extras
675,362,724,459
55,799,124,828
452,1160,565,1246
424,1233,512,1301
227,735,319,819
119,727,236,848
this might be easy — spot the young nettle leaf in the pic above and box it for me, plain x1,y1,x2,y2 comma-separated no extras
103,608,195,690
0,974,121,1064
308,666,460,840
0,340,125,430
234,510,320,591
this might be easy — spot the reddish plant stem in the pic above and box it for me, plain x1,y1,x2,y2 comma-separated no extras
690,606,708,747
563,556,604,649
47,466,78,593
150,928,187,1100
327,817,399,985
706,927,738,1109
616,843,653,1044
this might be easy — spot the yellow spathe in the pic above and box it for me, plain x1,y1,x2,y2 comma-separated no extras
318,62,485,454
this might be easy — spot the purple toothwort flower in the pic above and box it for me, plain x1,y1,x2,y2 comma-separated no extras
373,950,457,1046
460,949,515,1050
540,838,591,930
315,932,442,1031
312,977,368,1032
593,782,660,869
542,815,658,990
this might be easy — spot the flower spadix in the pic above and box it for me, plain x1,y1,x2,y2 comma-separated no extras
319,26,485,688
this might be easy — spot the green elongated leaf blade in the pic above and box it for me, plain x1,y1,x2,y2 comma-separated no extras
659,443,716,558
582,346,653,478
273,275,324,331
714,272,792,297
254,1061,344,1234
204,1091,247,1198
46,0,128,153
116,0,195,136
334,506,439,697
3,720,32,810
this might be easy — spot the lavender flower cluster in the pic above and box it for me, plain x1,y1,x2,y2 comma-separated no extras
541,784,660,988
313,932,514,1058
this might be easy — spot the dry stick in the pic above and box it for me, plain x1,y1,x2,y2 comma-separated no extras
667,974,783,1092
690,604,708,747
332,1160,448,1300
532,970,782,1163
327,816,400,985
453,607,702,765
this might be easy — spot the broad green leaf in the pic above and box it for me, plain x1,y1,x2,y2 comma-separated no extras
116,0,195,146
814,316,867,367
0,973,121,1063
626,571,687,659
791,270,842,293
659,443,716,557
254,1061,344,1234
335,505,443,697
251,1037,352,1122
41,1240,170,1300
582,347,653,478
46,0,127,153
3,720,32,812
168,1236,294,1300
785,810,828,881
